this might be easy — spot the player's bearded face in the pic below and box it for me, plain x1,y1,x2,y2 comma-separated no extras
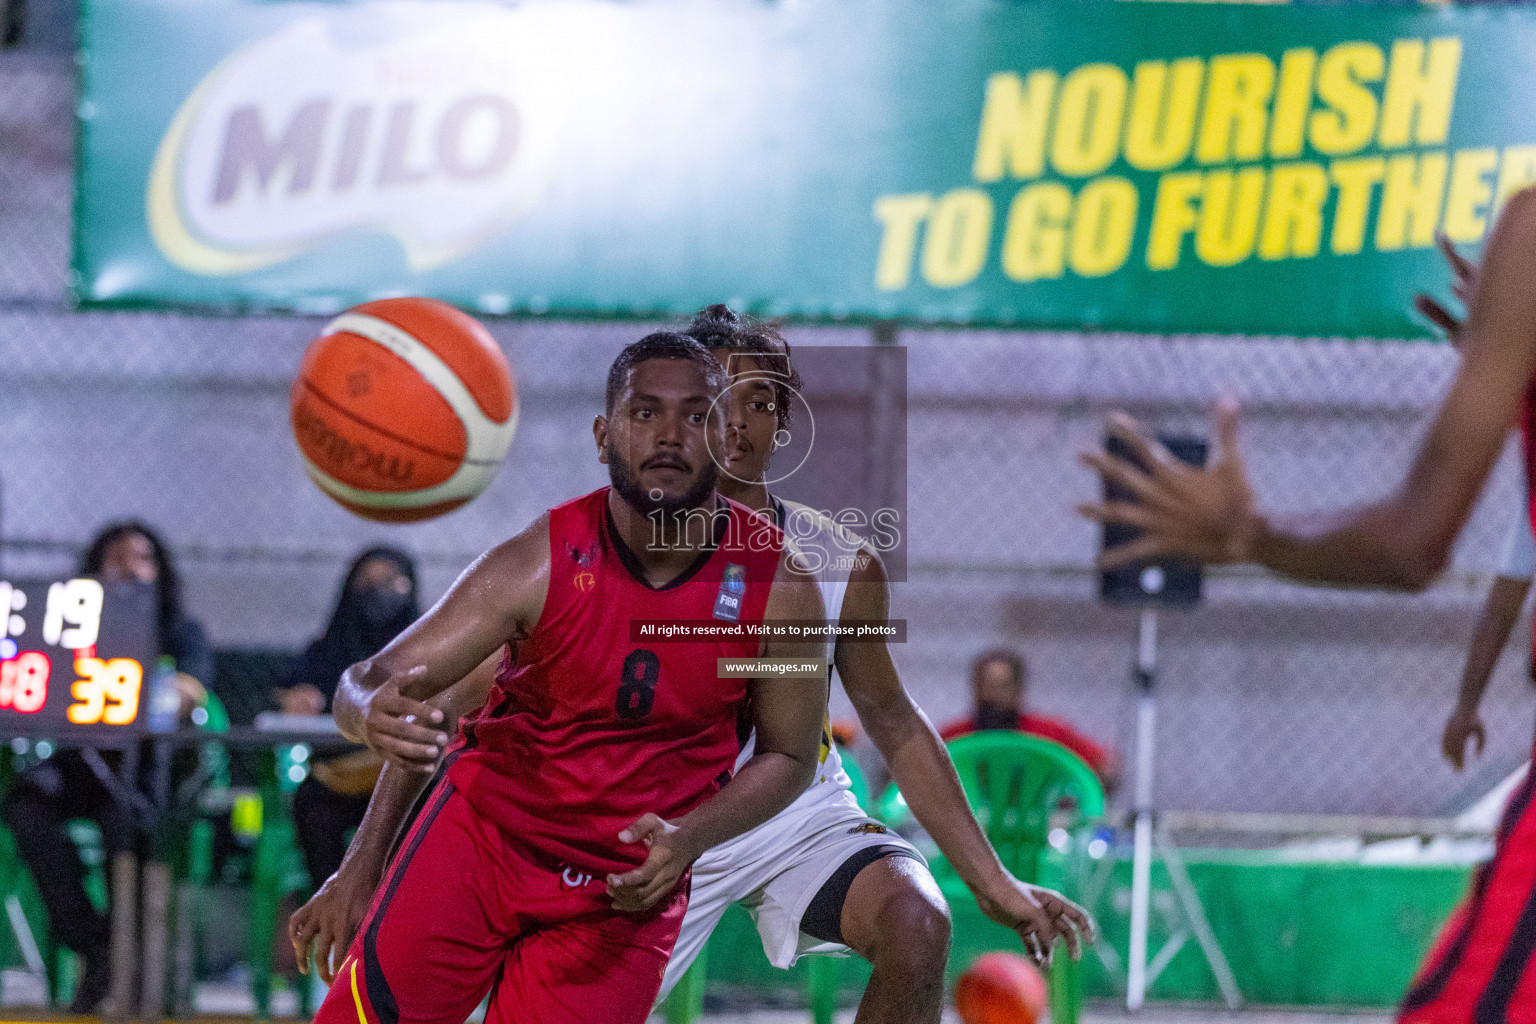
603,358,724,517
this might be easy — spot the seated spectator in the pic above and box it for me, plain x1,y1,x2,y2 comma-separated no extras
940,648,1118,790
282,547,420,892
1,521,212,1014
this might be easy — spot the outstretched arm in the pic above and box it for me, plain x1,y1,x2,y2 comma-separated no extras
333,516,549,768
289,764,428,983
1444,574,1530,770
289,657,500,981
1081,189,1536,591
1445,510,1534,770
836,548,1093,965
606,557,827,911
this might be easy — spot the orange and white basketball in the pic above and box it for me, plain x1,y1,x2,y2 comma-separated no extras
955,952,1048,1024
290,297,518,523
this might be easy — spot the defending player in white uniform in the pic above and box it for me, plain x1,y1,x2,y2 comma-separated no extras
660,496,923,984
652,309,1092,1022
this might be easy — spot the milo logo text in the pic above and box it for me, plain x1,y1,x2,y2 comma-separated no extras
147,9,550,276
211,95,518,206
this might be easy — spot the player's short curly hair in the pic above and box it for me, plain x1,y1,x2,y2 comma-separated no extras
604,331,728,415
685,305,802,432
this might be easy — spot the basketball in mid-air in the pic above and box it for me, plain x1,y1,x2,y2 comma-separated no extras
291,297,518,523
955,952,1048,1024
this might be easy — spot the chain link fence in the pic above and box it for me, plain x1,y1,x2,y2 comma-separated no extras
3,52,1532,824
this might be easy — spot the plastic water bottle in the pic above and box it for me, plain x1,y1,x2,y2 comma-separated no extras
146,656,180,733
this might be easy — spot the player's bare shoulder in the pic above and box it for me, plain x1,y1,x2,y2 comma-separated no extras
766,542,828,624
454,512,553,642
777,499,888,624
777,499,878,580
841,542,890,620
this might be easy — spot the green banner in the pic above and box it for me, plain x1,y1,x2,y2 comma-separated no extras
73,0,1536,336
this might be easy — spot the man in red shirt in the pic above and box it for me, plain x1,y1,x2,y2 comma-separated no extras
940,650,1118,790
291,318,1095,1024
310,332,829,1024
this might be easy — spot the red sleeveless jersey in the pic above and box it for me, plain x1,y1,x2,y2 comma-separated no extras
446,487,784,876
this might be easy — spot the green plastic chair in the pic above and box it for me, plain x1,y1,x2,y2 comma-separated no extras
157,691,234,1017
185,690,233,883
0,748,77,1006
933,732,1105,1024
944,732,1104,881
248,746,316,1020
662,743,870,1024
26,694,233,1012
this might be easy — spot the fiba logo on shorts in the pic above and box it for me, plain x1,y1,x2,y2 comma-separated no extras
146,9,553,276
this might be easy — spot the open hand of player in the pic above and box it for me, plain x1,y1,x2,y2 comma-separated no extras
1078,401,1260,570
289,864,378,984
351,665,449,772
976,875,1096,967
606,813,694,913
1442,705,1487,772
1414,231,1479,345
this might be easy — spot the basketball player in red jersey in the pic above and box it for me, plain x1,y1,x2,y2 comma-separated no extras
669,309,1094,1017
305,331,828,1024
1079,189,1536,1022
293,312,1093,1024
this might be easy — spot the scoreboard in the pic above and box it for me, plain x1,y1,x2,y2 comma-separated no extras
0,577,158,742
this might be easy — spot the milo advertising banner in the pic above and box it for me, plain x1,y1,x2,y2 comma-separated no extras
74,0,1536,336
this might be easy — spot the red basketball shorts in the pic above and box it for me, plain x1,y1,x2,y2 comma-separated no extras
312,782,687,1024
1401,769,1536,1023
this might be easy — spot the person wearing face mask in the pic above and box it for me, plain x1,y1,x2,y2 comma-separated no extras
281,548,420,893
0,521,213,1014
940,650,1118,791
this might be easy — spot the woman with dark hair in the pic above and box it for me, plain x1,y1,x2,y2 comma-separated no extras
1,521,213,1014
283,548,420,891
79,520,214,687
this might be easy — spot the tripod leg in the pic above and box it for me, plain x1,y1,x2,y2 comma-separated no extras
1144,928,1189,987
1127,609,1161,1011
1126,810,1153,1008
1155,829,1242,1009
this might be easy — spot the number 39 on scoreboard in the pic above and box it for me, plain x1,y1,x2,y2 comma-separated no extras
67,658,143,725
